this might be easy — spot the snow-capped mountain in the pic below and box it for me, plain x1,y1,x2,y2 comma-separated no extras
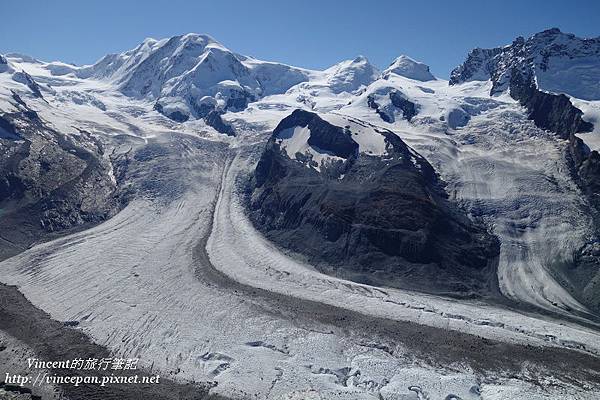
383,55,436,81
2,28,600,400
45,34,313,123
449,28,600,227
322,55,380,93
449,28,600,149
450,28,600,101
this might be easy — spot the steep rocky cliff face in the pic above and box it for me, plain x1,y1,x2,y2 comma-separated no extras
0,101,120,259
249,110,500,297
509,71,593,140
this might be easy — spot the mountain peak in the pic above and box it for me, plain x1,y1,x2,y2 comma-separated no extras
537,27,562,36
383,55,435,81
325,56,379,93
64,33,311,121
450,28,600,100
352,55,368,63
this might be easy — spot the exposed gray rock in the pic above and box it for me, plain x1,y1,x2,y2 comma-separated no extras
367,95,392,123
449,47,503,86
368,90,419,123
153,102,189,122
12,71,44,99
389,91,418,121
249,110,500,297
204,110,235,136
0,103,120,259
0,55,9,74
509,70,593,140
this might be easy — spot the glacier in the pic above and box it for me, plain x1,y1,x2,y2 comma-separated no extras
1,29,600,399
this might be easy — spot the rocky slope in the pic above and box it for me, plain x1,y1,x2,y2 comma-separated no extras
0,95,120,260
248,109,500,297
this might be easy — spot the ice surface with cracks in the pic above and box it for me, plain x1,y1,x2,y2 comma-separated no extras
2,36,600,399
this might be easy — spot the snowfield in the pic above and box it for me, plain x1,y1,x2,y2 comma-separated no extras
2,33,600,399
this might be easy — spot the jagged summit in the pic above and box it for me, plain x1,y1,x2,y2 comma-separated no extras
383,55,435,81
450,27,600,101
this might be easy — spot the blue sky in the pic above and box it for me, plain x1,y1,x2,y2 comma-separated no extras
1,0,599,78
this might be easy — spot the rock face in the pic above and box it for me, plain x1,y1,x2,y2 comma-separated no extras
450,28,597,187
449,48,503,85
266,110,358,161
450,28,596,140
510,76,593,140
204,110,235,136
449,28,598,153
367,90,419,123
249,110,500,297
0,55,9,74
0,102,120,259
12,71,44,99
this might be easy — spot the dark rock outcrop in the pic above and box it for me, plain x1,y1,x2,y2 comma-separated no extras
367,95,392,123
0,102,120,259
0,54,10,74
153,102,189,122
249,110,500,297
389,91,418,121
155,100,236,136
450,29,596,139
450,28,600,97
368,90,419,123
272,109,358,159
0,114,20,140
12,70,44,99
225,89,255,111
509,71,593,140
204,110,235,136
449,47,503,86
